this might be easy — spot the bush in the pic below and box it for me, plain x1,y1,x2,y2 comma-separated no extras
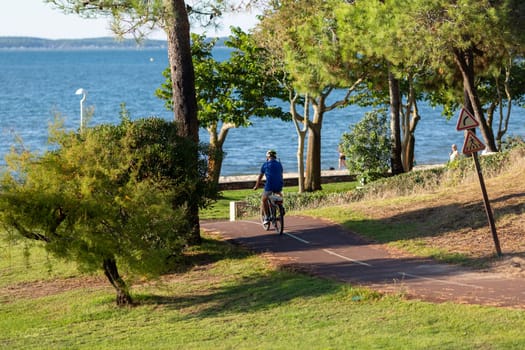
0,116,216,305
339,110,391,184
243,190,357,216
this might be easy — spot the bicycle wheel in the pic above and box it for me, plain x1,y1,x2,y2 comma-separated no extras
274,204,284,235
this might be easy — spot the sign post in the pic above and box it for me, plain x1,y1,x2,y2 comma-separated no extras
471,152,501,256
456,108,502,256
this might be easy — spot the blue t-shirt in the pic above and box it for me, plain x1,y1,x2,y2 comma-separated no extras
260,158,283,192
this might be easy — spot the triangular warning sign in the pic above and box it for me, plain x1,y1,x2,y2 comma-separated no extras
456,108,479,131
462,130,486,154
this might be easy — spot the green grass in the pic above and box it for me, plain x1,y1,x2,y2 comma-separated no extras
3,175,525,349
201,189,255,220
0,240,79,288
2,234,525,349
201,182,357,220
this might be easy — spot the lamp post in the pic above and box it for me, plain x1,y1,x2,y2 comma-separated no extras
75,88,87,132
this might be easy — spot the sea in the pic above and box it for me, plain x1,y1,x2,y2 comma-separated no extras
1,47,525,177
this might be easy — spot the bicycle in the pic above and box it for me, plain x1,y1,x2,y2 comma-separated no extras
261,193,285,235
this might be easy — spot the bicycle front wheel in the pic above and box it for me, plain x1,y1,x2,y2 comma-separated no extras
274,204,284,235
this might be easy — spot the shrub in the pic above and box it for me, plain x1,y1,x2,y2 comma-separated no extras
0,116,216,305
339,110,391,184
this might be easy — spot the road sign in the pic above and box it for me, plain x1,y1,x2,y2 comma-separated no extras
462,130,485,154
456,108,479,131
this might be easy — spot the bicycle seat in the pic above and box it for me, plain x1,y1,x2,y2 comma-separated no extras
269,194,283,204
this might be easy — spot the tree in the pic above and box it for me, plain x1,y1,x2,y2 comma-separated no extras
45,0,262,243
405,0,525,152
0,116,214,306
336,0,432,174
335,0,525,172
427,54,525,151
156,29,290,184
257,0,366,191
252,18,309,192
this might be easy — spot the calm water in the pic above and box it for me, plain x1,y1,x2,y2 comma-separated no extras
1,48,524,176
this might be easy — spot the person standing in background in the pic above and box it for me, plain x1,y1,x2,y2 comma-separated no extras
338,146,346,169
449,144,459,162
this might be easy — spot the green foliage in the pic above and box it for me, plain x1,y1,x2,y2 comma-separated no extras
340,110,391,184
350,167,447,201
156,30,290,127
0,116,216,281
349,141,525,202
443,147,514,186
156,30,290,182
242,188,359,216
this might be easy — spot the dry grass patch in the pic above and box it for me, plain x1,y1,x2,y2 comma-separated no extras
333,147,525,274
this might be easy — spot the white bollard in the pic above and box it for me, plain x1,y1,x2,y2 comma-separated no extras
229,201,236,222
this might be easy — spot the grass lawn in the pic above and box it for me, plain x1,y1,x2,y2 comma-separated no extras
3,174,525,349
2,234,525,350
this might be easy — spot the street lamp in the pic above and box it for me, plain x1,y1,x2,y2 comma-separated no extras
75,88,87,132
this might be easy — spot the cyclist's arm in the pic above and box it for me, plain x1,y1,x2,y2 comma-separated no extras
253,173,264,190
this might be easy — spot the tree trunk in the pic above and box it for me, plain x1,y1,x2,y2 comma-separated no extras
304,99,324,192
291,93,309,193
165,0,199,142
207,123,230,185
453,48,498,152
305,121,322,192
296,133,306,193
388,71,404,175
103,258,132,306
401,84,420,172
495,64,512,150
165,0,201,244
207,144,223,185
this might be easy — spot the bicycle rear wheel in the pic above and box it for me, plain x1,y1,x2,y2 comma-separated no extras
274,204,284,235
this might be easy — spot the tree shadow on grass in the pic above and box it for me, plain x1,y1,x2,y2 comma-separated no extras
340,191,525,268
166,235,256,275
344,191,525,243
134,269,347,319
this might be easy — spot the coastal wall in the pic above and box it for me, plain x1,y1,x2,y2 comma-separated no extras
218,170,356,190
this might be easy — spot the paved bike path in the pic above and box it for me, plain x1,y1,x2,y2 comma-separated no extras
201,215,525,309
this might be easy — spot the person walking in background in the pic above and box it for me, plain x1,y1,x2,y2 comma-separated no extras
338,146,346,169
253,149,284,224
449,144,459,162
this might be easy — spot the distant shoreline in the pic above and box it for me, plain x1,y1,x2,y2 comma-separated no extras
0,36,167,50
0,36,226,50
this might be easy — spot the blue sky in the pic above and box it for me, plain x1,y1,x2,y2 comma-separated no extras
1,0,259,39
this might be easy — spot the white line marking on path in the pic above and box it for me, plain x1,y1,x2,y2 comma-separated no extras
234,220,262,225
284,232,310,244
323,249,373,267
399,272,484,289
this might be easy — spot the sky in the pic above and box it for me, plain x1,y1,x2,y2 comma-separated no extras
0,0,259,39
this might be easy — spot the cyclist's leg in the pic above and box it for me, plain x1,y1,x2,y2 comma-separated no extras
261,191,271,222
274,190,284,215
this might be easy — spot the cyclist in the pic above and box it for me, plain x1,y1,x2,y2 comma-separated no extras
253,149,284,224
